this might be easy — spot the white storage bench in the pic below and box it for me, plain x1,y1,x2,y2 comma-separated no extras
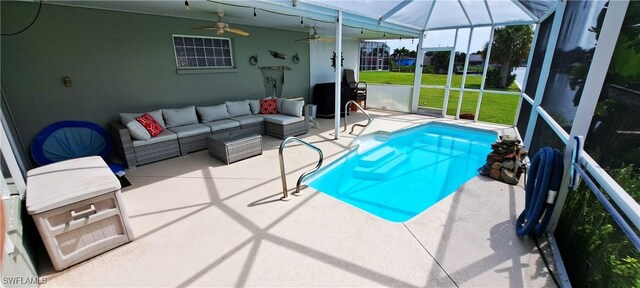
26,156,134,271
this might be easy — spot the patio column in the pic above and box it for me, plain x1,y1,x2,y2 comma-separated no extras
512,23,540,127
410,31,426,113
0,121,25,196
456,27,474,119
334,10,343,140
523,2,566,148
443,29,459,117
473,26,495,122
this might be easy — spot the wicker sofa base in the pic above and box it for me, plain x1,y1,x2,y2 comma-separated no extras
134,139,181,166
178,134,209,156
265,121,308,139
235,123,265,137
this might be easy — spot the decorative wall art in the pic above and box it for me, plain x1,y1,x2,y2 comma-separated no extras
258,66,292,98
292,53,300,64
269,50,286,59
331,51,344,70
249,55,258,66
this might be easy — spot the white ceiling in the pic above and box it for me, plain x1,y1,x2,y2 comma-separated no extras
44,0,556,40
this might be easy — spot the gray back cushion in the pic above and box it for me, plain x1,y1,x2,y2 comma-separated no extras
197,104,230,122
280,99,304,117
225,100,252,117
142,110,166,128
248,100,261,115
120,109,166,140
119,113,152,141
162,106,198,128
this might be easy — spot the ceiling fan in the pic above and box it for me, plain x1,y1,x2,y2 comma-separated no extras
295,27,333,42
192,11,249,36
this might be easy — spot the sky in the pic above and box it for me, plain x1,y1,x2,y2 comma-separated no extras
370,27,493,55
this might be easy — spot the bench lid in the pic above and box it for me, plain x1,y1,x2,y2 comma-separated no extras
26,156,121,214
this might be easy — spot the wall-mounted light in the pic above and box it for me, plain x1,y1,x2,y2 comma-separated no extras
300,17,304,26
383,32,386,39
63,76,72,87
184,0,189,10
361,28,363,35
253,8,257,19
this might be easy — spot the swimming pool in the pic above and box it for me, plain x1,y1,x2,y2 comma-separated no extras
307,122,497,222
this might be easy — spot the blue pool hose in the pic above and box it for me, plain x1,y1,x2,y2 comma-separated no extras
516,147,564,236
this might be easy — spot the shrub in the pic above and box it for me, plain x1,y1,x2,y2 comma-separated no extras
555,164,640,287
485,65,516,89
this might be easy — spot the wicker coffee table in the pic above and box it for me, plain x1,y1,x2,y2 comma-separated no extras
207,134,262,164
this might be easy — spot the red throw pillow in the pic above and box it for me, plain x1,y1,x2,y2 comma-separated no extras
260,98,278,114
136,113,164,137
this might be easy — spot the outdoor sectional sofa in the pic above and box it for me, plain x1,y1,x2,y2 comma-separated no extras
109,98,309,168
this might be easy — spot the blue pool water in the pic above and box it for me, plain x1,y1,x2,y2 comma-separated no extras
307,122,497,222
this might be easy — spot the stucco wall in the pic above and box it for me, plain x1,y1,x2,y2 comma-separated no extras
309,36,360,92
1,2,310,154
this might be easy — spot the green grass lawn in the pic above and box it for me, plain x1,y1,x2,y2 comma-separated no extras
360,71,520,125
360,71,520,91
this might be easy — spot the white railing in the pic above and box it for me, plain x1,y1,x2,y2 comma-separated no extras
579,153,640,232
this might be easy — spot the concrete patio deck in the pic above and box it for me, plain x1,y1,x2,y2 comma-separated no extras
38,110,554,287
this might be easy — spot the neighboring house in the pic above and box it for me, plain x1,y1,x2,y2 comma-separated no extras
393,56,416,66
360,41,390,71
469,53,484,66
423,55,431,66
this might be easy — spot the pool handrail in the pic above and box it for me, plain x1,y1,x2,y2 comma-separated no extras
343,100,372,135
278,136,324,201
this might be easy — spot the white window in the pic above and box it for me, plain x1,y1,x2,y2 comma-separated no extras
172,35,233,69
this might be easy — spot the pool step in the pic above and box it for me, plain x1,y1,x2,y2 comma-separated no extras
359,146,395,168
412,133,475,156
353,152,408,180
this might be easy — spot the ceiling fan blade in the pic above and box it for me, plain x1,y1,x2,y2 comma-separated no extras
225,27,249,36
192,26,217,30
319,38,334,42
295,38,311,41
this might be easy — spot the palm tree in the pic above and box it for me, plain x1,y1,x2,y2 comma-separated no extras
482,25,533,88
391,47,411,71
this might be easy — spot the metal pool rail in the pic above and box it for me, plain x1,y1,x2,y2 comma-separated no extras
343,100,371,135
278,137,323,201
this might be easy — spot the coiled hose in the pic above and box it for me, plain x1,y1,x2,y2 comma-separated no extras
516,147,564,236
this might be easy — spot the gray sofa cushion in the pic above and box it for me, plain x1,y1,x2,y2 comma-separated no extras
120,109,166,140
230,115,264,128
276,98,284,112
119,114,151,141
202,119,240,132
167,123,210,138
248,100,261,115
122,110,166,128
163,106,198,128
132,129,177,148
280,99,304,117
197,104,230,122
262,114,305,125
226,100,252,117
